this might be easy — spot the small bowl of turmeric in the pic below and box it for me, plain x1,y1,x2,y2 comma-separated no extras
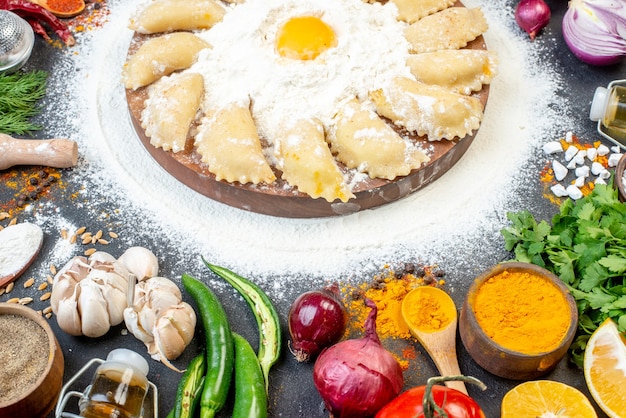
459,262,578,380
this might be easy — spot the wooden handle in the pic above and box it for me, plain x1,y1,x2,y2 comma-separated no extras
0,134,78,170
416,319,469,395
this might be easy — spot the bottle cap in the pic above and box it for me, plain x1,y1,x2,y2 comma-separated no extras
106,348,150,377
590,87,608,122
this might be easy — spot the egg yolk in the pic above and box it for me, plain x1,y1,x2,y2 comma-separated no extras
276,16,337,60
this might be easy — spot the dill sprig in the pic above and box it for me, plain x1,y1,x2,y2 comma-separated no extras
0,70,48,135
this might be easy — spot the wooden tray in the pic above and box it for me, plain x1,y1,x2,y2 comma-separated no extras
125,20,489,218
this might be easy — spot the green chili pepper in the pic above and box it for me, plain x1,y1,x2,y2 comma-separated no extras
171,352,206,418
232,333,269,418
203,260,282,394
182,274,234,418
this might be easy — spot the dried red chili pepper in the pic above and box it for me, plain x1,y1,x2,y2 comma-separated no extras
0,0,75,46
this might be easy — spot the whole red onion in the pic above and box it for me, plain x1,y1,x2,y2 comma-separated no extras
515,0,551,40
313,298,404,418
288,283,347,362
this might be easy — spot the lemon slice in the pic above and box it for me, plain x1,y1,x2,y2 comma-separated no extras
501,380,597,418
584,318,626,418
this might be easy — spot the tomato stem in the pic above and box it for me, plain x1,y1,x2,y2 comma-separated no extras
423,375,486,418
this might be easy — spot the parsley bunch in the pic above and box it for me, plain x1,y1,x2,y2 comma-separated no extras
501,183,626,366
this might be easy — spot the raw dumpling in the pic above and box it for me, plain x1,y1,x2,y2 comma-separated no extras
391,0,455,23
273,119,354,202
330,99,430,179
129,0,226,34
404,7,488,53
124,32,210,90
370,77,483,141
141,72,204,152
406,49,498,95
194,101,276,185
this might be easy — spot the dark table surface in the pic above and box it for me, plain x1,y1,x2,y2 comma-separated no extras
1,0,625,417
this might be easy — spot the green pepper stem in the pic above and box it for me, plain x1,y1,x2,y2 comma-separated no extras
422,375,486,418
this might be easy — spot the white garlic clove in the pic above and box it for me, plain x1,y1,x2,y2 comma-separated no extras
117,247,159,281
138,305,157,335
56,291,83,336
153,316,185,372
54,256,89,285
144,277,182,314
155,315,187,360
172,303,197,346
101,284,128,326
51,274,78,312
124,307,155,345
78,280,111,338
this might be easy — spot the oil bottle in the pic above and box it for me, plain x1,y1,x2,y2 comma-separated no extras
79,349,149,418
590,80,626,146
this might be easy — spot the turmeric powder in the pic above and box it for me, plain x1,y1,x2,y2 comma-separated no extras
403,289,453,332
473,269,571,354
342,264,445,339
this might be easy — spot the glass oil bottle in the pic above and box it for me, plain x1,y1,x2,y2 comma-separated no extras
590,79,626,148
79,349,149,418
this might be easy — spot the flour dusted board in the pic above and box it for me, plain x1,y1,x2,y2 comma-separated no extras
124,0,490,218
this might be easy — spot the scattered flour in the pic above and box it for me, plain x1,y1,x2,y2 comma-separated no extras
27,0,577,293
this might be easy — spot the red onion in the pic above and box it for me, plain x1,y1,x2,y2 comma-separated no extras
288,283,347,362
515,0,551,40
562,0,626,66
313,298,404,418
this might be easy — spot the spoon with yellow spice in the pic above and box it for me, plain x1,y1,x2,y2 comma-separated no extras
401,286,467,395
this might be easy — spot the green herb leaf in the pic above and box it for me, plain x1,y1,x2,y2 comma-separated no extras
0,70,48,135
500,183,626,367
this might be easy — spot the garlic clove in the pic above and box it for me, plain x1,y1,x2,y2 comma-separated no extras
50,273,78,312
78,280,111,337
56,294,83,336
155,316,187,360
144,277,183,314
160,303,197,348
117,247,159,281
124,307,155,345
153,316,185,372
138,305,157,334
54,256,89,285
102,284,128,326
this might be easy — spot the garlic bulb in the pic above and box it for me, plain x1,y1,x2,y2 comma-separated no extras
52,247,196,370
124,276,196,371
51,252,131,337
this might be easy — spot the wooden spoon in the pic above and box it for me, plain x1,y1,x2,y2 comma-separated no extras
0,223,44,287
401,286,468,395
0,133,78,170
29,0,85,18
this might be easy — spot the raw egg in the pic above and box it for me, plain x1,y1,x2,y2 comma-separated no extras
275,16,337,60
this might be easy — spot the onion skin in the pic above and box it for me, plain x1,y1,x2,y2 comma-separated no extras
515,0,551,40
288,283,347,362
562,0,626,66
313,298,404,418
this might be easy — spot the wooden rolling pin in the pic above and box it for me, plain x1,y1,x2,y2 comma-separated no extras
0,133,78,170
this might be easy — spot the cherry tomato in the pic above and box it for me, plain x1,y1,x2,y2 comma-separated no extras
375,385,485,418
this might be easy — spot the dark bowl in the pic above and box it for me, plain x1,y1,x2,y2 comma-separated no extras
459,262,578,380
614,152,626,202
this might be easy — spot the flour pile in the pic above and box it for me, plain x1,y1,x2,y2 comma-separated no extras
31,0,574,293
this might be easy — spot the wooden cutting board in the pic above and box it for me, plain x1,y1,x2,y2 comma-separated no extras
124,10,489,218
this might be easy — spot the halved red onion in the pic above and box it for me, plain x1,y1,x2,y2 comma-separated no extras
562,0,626,66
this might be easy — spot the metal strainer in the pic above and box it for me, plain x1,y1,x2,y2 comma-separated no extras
0,10,35,73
